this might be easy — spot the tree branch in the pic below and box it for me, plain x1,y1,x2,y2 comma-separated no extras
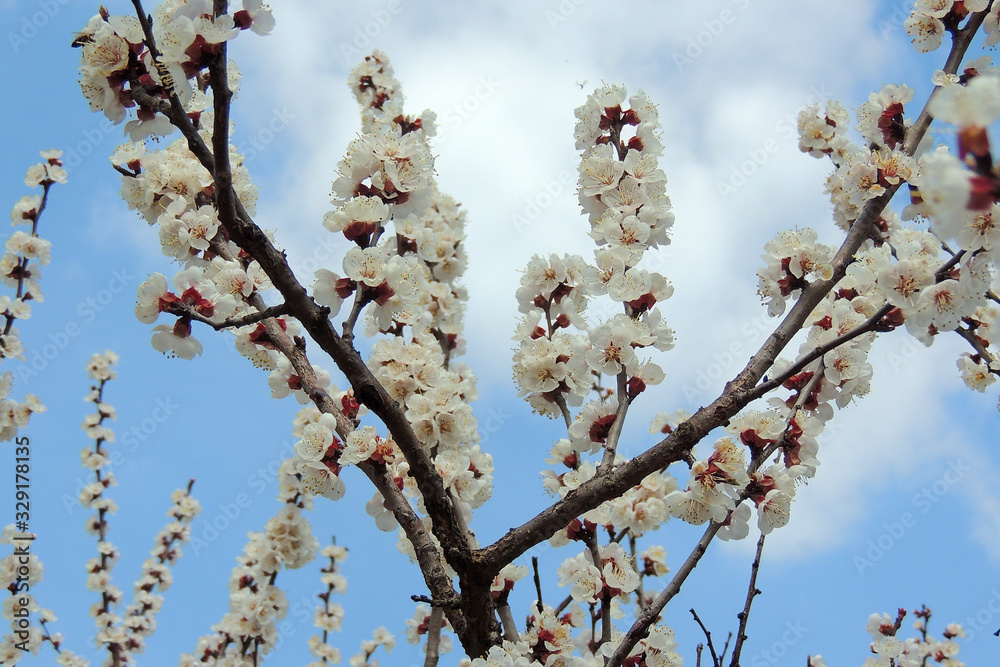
423,607,444,667
605,367,823,666
125,0,477,620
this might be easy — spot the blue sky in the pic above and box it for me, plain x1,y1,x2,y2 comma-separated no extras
1,0,999,665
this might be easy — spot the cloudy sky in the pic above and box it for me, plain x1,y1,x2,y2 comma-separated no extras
2,0,1000,665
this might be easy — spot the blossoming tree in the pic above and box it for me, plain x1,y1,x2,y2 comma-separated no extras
2,0,999,665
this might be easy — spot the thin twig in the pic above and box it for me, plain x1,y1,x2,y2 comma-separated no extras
166,302,293,331
532,556,544,609
728,534,766,667
747,303,892,402
691,609,721,667
582,531,612,648
553,593,574,616
598,370,632,473
955,324,1000,377
630,535,644,619
411,594,462,609
750,246,967,402
3,181,51,337
553,392,573,429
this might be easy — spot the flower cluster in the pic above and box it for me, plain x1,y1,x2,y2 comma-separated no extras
543,443,678,540
78,352,128,660
122,484,200,657
181,468,318,665
349,627,395,667
126,136,265,360
511,254,594,417
810,606,965,667
905,1,989,53
797,67,1000,399
368,338,492,523
556,542,639,606
0,151,60,442
74,5,292,364
76,1,272,138
463,603,682,667
757,228,836,317
315,50,468,348
305,541,348,667
309,51,495,538
514,84,675,442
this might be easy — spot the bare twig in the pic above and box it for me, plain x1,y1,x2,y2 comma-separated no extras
728,534,766,667
608,522,723,665
165,302,293,331
411,594,462,609
532,556,544,609
691,609,722,667
630,535,644,618
553,392,573,430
